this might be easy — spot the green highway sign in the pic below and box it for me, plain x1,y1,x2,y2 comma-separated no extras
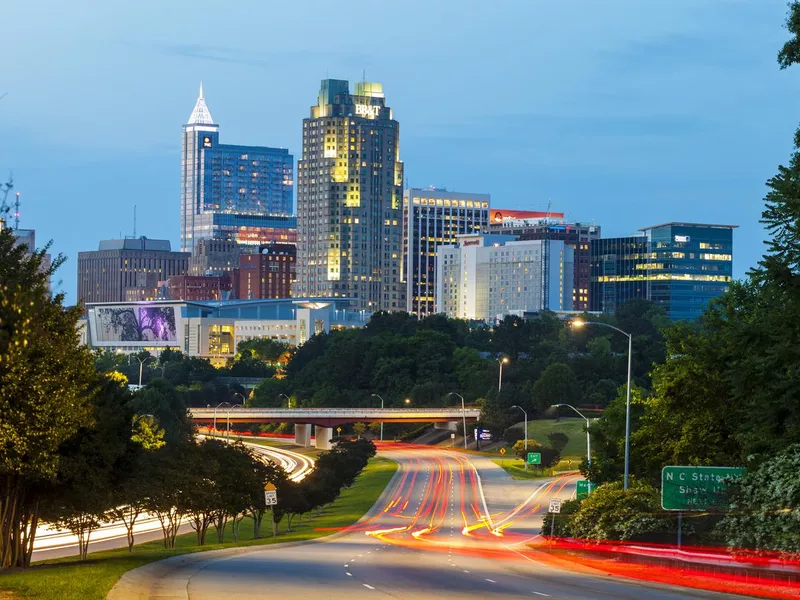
527,452,541,465
661,466,746,511
576,480,595,500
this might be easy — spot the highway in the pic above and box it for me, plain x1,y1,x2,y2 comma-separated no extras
120,446,745,599
31,439,313,561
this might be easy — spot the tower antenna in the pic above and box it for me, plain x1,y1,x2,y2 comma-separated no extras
13,192,20,230
133,205,137,238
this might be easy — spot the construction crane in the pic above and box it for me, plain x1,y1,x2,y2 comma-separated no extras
0,172,12,229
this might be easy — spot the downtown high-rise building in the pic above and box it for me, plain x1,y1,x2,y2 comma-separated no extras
435,234,573,322
589,222,736,320
294,79,405,311
489,215,599,311
181,84,295,253
402,188,490,317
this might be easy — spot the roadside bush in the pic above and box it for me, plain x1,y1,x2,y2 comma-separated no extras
511,440,560,468
569,479,671,542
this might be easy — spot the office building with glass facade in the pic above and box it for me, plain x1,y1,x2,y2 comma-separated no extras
181,84,294,252
403,187,490,317
295,79,404,311
642,222,735,321
589,223,736,320
589,235,649,313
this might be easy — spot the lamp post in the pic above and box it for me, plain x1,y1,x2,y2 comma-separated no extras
404,398,412,405
213,401,231,435
132,354,154,388
510,405,528,470
571,319,632,489
277,393,291,407
227,403,242,440
498,356,510,391
371,394,385,442
551,403,592,470
233,392,246,408
446,392,468,450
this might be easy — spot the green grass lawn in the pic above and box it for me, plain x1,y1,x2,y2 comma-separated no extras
0,457,397,600
492,457,582,480
524,418,590,458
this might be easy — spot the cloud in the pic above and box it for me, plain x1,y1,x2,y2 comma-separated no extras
144,43,374,69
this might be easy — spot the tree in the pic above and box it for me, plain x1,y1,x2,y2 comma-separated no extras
511,439,560,469
716,444,800,554
531,363,579,413
352,422,367,439
42,373,137,560
130,379,193,445
0,227,97,568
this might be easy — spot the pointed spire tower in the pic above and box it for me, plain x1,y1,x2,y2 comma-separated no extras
181,82,219,252
187,81,215,125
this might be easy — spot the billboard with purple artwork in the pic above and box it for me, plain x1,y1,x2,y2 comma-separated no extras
95,305,178,342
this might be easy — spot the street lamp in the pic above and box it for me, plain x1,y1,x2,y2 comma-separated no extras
131,354,155,388
227,403,242,440
233,392,246,407
213,401,231,434
571,319,632,489
510,405,528,470
404,398,412,405
498,356,510,391
371,394,385,442
277,393,291,407
446,392,468,450
551,403,592,471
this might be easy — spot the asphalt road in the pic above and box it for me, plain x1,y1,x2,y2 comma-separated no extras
122,446,746,599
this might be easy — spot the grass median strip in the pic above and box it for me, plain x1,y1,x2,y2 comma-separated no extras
0,456,397,600
493,458,581,480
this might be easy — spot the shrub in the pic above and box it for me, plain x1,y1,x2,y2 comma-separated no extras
569,479,671,542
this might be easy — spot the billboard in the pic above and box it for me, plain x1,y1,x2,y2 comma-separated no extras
490,209,565,223
94,305,178,342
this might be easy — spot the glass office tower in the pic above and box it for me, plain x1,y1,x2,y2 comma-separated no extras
181,84,294,252
589,236,649,313
295,79,404,311
642,222,735,321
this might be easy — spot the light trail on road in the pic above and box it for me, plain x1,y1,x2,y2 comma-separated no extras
31,437,315,559
112,444,764,599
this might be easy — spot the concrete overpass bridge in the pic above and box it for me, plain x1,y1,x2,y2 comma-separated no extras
189,407,481,450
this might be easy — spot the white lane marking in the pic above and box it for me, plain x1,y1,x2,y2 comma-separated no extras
363,584,376,590
531,593,550,597
346,572,352,576
463,569,470,573
485,578,497,583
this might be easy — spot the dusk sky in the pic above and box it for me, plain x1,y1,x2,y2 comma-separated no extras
2,0,799,302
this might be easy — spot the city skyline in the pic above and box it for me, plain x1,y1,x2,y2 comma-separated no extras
2,1,797,303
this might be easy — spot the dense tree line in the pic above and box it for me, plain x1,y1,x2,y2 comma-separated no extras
251,304,666,433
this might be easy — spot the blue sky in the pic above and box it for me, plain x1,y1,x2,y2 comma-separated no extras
2,0,798,302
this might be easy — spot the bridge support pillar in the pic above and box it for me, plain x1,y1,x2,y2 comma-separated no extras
314,426,333,450
294,423,312,447
434,421,457,431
